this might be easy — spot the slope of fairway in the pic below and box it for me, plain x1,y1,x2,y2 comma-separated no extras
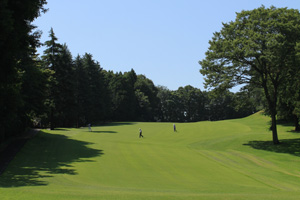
1,112,300,200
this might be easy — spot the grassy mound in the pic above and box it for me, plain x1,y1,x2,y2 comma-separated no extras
1,112,300,200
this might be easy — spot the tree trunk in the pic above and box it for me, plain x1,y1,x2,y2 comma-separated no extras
261,77,279,145
271,112,279,144
50,107,54,130
262,84,279,144
295,115,300,132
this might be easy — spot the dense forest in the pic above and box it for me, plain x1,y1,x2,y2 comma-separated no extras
0,1,299,144
28,28,262,129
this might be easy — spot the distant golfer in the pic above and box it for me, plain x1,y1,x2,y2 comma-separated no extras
173,124,177,132
139,128,143,138
88,123,92,132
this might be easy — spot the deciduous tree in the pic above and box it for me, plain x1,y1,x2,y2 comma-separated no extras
199,6,300,144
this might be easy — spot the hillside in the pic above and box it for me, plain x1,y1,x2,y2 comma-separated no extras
0,113,300,200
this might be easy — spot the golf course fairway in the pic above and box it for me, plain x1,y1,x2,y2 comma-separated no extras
1,112,300,200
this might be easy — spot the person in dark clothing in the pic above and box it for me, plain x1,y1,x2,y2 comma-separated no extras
139,128,143,138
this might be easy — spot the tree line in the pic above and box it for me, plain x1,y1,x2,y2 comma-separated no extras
1,1,299,145
0,18,259,142
37,28,260,129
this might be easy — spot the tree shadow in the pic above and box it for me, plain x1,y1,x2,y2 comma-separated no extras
287,130,300,133
52,128,70,131
274,121,300,133
244,138,300,157
101,122,136,127
91,131,117,134
0,130,103,187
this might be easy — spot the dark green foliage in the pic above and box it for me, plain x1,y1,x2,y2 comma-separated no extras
276,50,300,131
155,85,253,122
207,90,235,121
42,33,109,128
199,6,300,144
41,28,63,129
54,44,76,127
0,0,47,141
19,55,48,128
176,86,206,121
106,71,135,121
74,55,88,127
134,75,159,121
79,53,107,125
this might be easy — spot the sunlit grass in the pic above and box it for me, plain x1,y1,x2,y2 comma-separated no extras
1,112,300,200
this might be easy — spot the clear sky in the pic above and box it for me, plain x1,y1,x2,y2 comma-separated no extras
34,0,300,91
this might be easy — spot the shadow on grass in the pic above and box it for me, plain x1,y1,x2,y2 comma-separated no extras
0,130,103,187
101,122,136,127
287,130,300,134
244,138,300,157
274,120,300,133
91,131,117,134
52,128,70,131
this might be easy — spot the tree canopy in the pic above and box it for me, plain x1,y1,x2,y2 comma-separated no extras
0,0,47,140
199,6,300,144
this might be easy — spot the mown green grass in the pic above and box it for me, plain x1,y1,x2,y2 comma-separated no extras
1,112,300,200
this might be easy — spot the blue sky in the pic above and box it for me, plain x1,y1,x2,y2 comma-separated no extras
34,0,300,91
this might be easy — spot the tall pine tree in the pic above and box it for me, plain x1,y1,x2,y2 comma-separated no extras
42,28,62,130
